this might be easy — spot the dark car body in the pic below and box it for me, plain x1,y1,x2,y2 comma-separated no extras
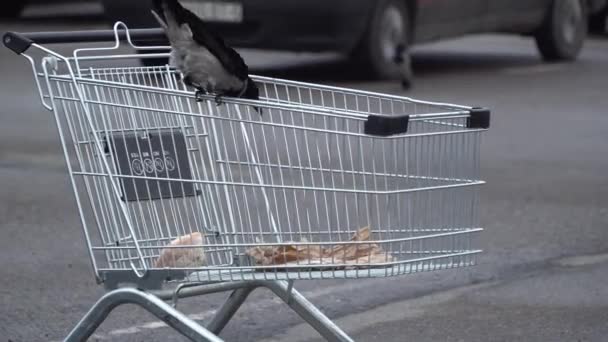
105,0,606,52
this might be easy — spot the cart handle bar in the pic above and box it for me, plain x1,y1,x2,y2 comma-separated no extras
364,107,489,136
2,28,491,134
3,28,166,55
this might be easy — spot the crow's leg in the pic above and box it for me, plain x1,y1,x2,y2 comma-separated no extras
195,90,206,102
214,94,224,106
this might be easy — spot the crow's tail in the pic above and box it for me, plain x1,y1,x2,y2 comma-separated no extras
243,77,262,115
153,0,182,15
152,0,188,26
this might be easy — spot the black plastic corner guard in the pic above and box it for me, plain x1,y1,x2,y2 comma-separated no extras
467,107,491,129
364,114,410,137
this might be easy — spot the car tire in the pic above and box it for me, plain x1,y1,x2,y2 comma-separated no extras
0,3,25,18
535,0,588,61
351,0,412,81
589,7,607,34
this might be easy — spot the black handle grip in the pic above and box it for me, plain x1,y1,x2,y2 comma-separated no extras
3,31,34,54
3,28,166,54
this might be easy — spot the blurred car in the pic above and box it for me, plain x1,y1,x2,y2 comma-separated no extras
101,0,605,79
2,0,101,18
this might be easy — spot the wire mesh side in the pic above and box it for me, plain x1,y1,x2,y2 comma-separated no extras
78,66,470,117
45,66,484,283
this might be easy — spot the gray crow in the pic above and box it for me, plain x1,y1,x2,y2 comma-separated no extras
151,0,261,113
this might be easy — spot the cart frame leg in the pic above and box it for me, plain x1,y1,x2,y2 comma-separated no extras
199,281,352,342
206,286,256,334
263,281,353,342
65,281,352,342
64,287,222,342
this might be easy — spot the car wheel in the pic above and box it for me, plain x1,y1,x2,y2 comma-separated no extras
535,0,587,61
352,0,412,81
589,7,607,34
0,3,25,18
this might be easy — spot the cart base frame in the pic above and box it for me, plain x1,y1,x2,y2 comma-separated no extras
65,280,353,342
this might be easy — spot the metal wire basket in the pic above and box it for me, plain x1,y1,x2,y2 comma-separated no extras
7,24,489,288
4,22,489,341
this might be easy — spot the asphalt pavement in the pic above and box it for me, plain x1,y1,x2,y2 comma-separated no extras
1,6,608,342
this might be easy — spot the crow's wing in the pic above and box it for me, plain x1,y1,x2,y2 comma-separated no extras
157,0,249,81
183,11,249,80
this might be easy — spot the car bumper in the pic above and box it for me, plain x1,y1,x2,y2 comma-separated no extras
222,0,372,51
104,0,373,52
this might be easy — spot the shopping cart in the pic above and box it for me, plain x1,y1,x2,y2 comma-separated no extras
3,23,489,342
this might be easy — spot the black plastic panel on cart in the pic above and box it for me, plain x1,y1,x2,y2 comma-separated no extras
105,129,196,201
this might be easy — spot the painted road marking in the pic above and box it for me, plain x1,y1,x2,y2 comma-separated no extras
501,63,567,75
